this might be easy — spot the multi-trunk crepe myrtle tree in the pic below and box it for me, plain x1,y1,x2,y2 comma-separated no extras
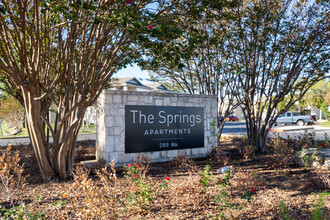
143,0,329,151
141,1,241,139
225,0,330,151
0,0,181,180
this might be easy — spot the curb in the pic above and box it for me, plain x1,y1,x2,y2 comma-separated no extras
0,136,30,140
270,127,315,132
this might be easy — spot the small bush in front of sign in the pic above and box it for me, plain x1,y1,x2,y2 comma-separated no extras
124,163,138,180
217,169,232,188
199,164,212,187
213,189,239,210
124,163,153,208
0,201,46,219
241,187,257,203
213,167,239,211
159,176,170,190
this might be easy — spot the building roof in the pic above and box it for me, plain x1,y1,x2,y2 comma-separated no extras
111,77,152,90
144,83,171,92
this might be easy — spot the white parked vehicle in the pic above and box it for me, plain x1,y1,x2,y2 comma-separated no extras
275,112,313,126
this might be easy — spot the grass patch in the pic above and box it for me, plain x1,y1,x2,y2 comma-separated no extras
321,120,330,127
79,124,96,134
0,122,29,137
0,121,95,138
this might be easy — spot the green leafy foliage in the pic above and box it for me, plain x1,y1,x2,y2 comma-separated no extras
324,91,330,105
214,189,238,210
241,188,256,203
214,168,239,211
303,154,314,169
0,202,46,220
207,119,217,149
277,96,300,112
278,201,295,220
299,80,330,109
320,102,330,121
124,163,153,206
0,96,25,131
217,169,232,188
312,191,330,220
199,164,212,187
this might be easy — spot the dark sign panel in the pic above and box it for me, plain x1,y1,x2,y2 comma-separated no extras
125,105,204,153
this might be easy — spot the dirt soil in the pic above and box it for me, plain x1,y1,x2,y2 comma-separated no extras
0,139,329,219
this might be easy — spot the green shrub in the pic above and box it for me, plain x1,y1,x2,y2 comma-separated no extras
278,201,295,220
0,202,45,220
0,96,25,131
320,102,330,121
311,191,330,220
199,164,212,187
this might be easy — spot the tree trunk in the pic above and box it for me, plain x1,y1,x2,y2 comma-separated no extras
21,86,55,181
217,120,225,143
56,116,83,179
246,120,269,152
21,86,88,180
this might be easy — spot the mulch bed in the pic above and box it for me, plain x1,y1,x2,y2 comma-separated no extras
0,139,329,219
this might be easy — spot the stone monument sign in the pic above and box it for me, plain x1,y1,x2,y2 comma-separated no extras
96,90,217,165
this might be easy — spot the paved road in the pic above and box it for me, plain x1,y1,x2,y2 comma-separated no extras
221,122,247,135
221,122,330,140
0,133,96,147
269,125,330,140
